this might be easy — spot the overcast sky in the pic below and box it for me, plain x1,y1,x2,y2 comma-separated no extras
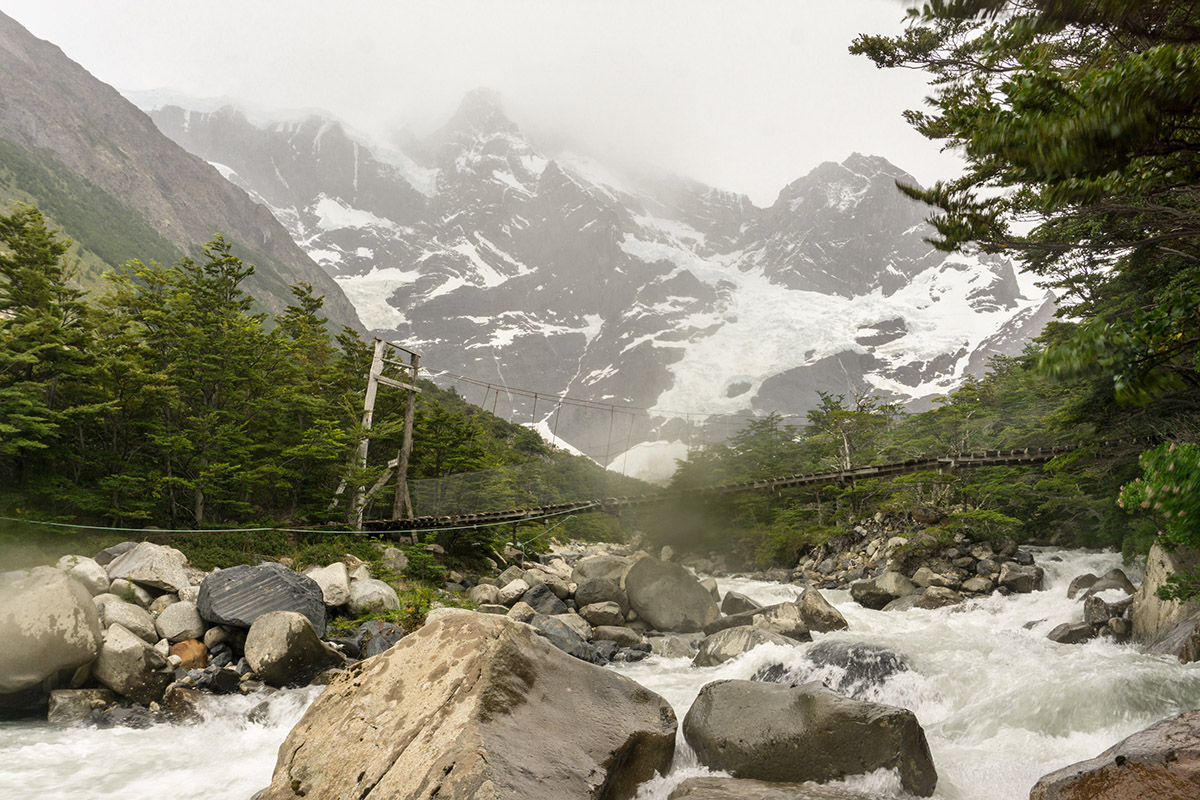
3,0,959,206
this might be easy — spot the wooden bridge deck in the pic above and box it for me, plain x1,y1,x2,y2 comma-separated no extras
361,444,1083,534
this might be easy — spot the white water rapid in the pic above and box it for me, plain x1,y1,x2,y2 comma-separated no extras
1,548,1197,800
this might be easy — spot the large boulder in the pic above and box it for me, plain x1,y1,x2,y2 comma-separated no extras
244,611,345,687
155,600,205,643
751,603,811,642
683,680,936,797
625,558,720,633
519,583,568,616
198,563,326,636
850,572,916,610
1030,709,1200,800
797,587,848,633
570,554,632,585
55,554,110,596
997,562,1044,593
97,597,157,643
347,578,401,616
92,623,172,704
574,577,630,616
0,567,103,694
303,562,351,607
1132,542,1200,644
255,613,676,800
1146,617,1200,664
668,777,877,800
105,542,190,593
692,626,796,667
527,614,601,663
721,591,762,616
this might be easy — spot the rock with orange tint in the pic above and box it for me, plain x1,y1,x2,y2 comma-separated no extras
169,639,207,670
1030,710,1200,800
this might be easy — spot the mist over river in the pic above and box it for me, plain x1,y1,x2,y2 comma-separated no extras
2,548,1198,800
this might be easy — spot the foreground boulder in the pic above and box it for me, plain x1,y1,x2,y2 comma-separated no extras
198,564,326,636
244,611,345,687
625,558,719,633
668,777,877,800
683,680,936,796
797,587,849,633
256,612,676,800
0,567,103,694
1030,709,1200,800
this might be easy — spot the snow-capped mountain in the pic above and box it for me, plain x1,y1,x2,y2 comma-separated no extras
145,90,1054,480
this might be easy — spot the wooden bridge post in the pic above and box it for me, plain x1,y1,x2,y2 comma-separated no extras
350,338,387,529
393,351,420,520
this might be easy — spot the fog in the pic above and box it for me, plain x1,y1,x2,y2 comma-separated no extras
4,0,958,205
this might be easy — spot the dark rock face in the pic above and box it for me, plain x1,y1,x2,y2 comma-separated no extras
527,614,602,664
720,591,762,616
197,564,326,636
520,583,569,616
625,558,720,633
1047,622,1096,645
1030,709,1200,800
683,680,937,796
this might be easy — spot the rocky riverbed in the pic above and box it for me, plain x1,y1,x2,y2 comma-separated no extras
3,526,1200,799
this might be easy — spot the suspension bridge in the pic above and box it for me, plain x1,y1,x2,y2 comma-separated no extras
361,443,1086,537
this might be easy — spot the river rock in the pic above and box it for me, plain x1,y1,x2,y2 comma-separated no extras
668,776,877,800
998,563,1044,593
169,639,207,670
797,587,849,632
497,578,530,606
94,541,137,567
244,611,345,687
523,569,570,600
155,599,205,643
528,614,601,662
651,635,698,659
808,640,910,696
1066,573,1098,600
683,680,936,796
1132,542,1200,645
469,583,502,606
593,625,643,648
198,564,326,636
1146,617,1200,664
347,579,401,616
93,622,171,704
105,542,190,593
1083,595,1114,627
570,554,632,585
47,687,117,724
380,546,409,575
914,586,962,609
625,558,720,633
580,601,626,628
303,562,351,607
98,596,158,643
751,602,811,641
693,626,796,667
0,567,103,694
1047,622,1095,645
1030,709,1200,799
961,576,994,593
506,601,537,623
109,578,153,607
551,613,593,642
55,554,110,596
1081,568,1136,601
720,591,761,616
574,577,629,616
520,582,568,616
850,571,916,610
255,613,675,800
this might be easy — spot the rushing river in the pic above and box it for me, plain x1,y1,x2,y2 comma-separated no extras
2,548,1199,800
